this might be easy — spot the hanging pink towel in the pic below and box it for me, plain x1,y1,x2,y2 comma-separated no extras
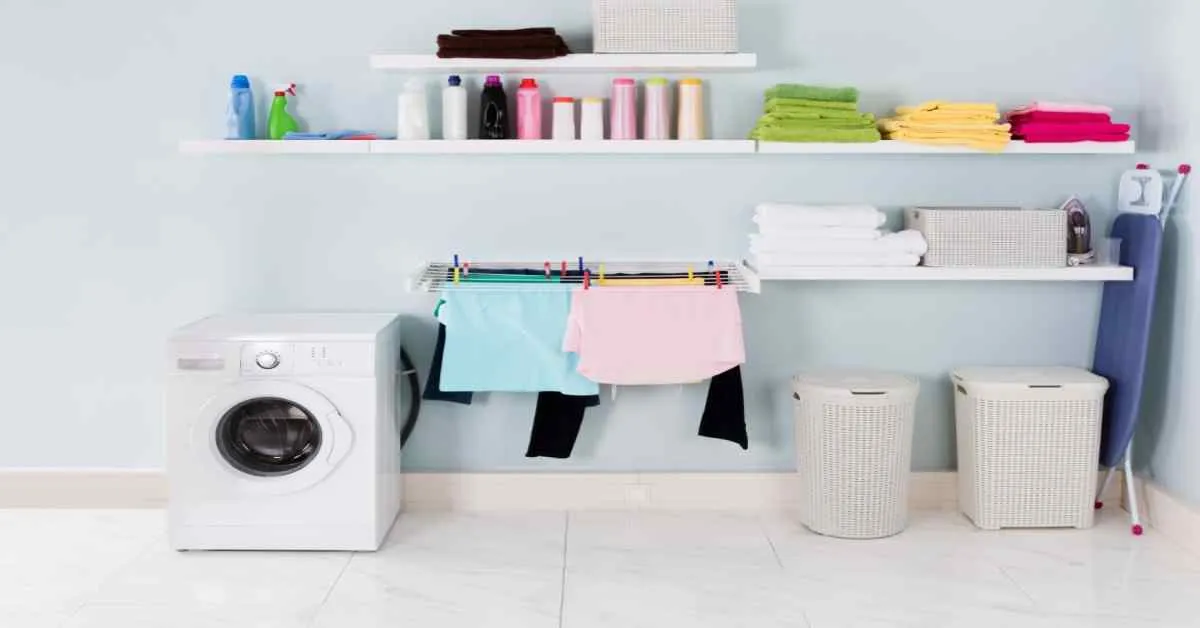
1008,111,1112,125
1008,101,1114,116
563,287,746,385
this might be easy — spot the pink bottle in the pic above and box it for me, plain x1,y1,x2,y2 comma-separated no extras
517,78,543,140
610,78,637,140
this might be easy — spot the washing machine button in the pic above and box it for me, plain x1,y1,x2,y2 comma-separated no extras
255,352,281,370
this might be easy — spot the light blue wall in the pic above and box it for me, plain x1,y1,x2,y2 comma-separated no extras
1137,0,1200,506
0,0,1142,471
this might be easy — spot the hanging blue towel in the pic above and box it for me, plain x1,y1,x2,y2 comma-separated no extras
438,289,600,396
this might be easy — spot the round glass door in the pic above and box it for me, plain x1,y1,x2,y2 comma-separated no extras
215,397,323,477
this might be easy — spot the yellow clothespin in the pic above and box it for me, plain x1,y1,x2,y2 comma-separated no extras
453,267,460,284
599,264,606,285
688,266,695,281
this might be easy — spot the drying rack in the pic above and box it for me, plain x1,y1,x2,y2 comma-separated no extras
408,259,762,294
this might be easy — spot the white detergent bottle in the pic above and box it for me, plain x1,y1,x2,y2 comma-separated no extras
397,79,430,141
442,75,468,140
1118,164,1164,215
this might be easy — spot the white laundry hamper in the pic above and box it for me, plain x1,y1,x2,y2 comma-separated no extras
953,367,1108,530
793,371,920,539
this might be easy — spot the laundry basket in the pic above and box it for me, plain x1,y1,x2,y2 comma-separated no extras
793,371,920,539
953,367,1108,530
592,0,739,54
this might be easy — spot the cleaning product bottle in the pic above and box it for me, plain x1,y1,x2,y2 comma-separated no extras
397,79,431,141
517,78,543,140
479,75,510,140
442,75,468,140
225,74,255,140
267,83,299,140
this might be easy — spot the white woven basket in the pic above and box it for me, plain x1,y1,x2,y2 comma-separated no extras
794,372,919,540
953,367,1108,531
593,0,739,54
906,207,1067,268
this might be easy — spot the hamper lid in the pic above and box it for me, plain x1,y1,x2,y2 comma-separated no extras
793,370,919,398
952,366,1108,392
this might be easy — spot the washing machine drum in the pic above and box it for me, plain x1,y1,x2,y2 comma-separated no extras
216,398,323,477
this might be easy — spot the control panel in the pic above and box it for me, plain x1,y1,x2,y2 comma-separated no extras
240,342,374,377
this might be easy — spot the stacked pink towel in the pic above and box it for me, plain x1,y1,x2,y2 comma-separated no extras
1006,102,1131,143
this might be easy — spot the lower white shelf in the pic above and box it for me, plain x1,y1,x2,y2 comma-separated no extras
179,140,371,154
758,140,1137,155
755,265,1134,282
371,139,756,154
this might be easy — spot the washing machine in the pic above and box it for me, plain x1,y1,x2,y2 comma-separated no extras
167,314,405,551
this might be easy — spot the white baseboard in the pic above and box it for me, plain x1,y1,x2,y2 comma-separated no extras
0,468,1121,513
1129,476,1200,555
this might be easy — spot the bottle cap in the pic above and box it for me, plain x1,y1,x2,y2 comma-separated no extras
645,78,669,87
613,78,636,86
520,78,538,88
231,75,251,89
448,75,462,87
484,75,502,86
583,97,604,104
680,78,703,86
553,97,575,103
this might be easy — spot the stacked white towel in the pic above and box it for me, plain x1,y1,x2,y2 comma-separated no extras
749,204,927,269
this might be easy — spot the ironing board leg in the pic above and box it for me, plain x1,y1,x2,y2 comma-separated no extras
1096,467,1118,509
1124,440,1144,536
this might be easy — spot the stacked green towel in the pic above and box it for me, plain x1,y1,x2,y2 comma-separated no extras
750,84,881,143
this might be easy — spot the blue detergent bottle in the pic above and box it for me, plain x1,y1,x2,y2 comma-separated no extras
226,75,256,140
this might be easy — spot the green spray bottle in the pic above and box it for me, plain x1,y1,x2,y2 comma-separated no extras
267,83,299,140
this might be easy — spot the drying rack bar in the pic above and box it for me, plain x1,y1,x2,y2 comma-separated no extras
408,260,761,294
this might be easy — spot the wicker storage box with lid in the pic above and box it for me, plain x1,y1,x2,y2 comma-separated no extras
953,367,1108,530
906,207,1068,268
793,371,919,539
592,0,739,54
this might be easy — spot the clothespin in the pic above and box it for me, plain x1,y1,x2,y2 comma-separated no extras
716,268,724,290
561,260,567,277
599,264,606,284
463,261,471,276
544,262,551,279
453,254,460,268
688,266,695,281
453,267,461,284
584,270,591,290
579,257,585,274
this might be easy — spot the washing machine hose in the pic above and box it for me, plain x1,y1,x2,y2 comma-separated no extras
397,348,421,449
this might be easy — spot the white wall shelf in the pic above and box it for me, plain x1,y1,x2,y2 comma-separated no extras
370,140,756,154
369,53,758,73
755,265,1134,282
180,139,1134,156
179,140,371,155
758,140,1136,155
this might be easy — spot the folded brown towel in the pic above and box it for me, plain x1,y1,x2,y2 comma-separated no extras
437,34,567,51
436,47,569,60
450,27,558,38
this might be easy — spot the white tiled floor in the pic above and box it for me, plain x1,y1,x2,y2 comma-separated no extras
1,509,1197,628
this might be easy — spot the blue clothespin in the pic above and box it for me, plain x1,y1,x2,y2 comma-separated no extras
579,257,584,274
453,254,460,268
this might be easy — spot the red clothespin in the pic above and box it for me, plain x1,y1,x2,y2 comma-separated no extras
584,270,591,290
716,268,724,290
544,262,551,279
463,261,471,276
561,260,568,277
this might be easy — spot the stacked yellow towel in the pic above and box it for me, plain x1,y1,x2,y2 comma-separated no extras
879,102,1012,152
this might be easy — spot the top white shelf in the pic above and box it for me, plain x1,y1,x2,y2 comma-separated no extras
757,141,1137,155
369,53,758,73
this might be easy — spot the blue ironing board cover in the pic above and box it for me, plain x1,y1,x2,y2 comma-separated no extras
1094,213,1163,468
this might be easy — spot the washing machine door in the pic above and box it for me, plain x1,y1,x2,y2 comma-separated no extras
193,380,354,496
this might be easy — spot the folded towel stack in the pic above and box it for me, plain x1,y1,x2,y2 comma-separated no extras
437,27,570,60
749,84,881,143
749,204,927,269
879,102,1012,152
1006,102,1131,143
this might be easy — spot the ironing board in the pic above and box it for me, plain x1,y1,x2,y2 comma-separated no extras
1092,213,1163,535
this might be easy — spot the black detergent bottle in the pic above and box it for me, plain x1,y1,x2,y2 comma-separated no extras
479,75,511,139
